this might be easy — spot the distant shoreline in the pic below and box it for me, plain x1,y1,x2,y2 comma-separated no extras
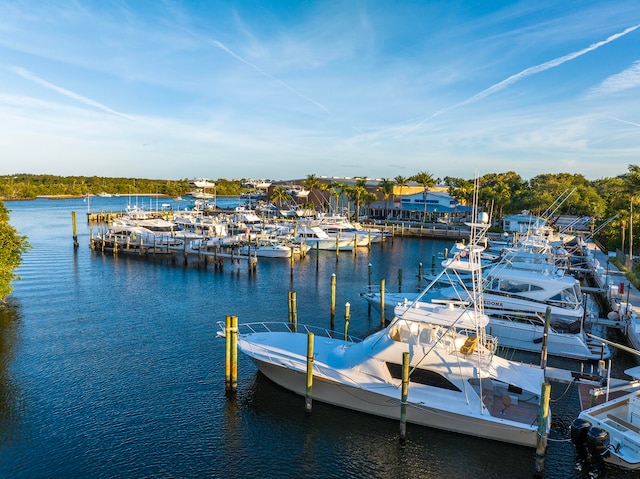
2,194,239,201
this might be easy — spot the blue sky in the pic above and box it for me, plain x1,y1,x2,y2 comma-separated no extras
1,1,639,182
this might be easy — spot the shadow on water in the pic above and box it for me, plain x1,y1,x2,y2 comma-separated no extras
0,298,22,451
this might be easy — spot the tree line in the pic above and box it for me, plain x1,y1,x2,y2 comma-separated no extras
2,166,640,300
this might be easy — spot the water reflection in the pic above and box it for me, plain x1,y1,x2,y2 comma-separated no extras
0,299,22,448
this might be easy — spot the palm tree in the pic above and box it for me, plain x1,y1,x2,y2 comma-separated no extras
344,179,368,221
394,176,408,196
329,181,347,214
626,164,640,261
270,186,292,209
303,174,321,208
411,171,436,222
377,178,394,220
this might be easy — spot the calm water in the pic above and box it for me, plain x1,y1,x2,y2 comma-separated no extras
0,197,635,478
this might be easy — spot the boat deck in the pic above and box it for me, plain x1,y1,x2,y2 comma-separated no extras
577,380,640,410
482,389,541,425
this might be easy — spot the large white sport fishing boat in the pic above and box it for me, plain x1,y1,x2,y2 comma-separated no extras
221,197,550,448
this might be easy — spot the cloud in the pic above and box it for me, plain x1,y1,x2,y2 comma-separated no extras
590,60,640,95
398,23,640,137
210,39,329,114
610,117,640,128
7,65,136,121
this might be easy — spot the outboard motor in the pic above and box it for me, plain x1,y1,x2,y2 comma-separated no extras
570,417,592,471
586,426,610,478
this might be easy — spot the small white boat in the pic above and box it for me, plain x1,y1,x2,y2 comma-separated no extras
286,184,310,198
189,178,216,189
225,206,550,448
315,213,383,246
239,240,292,258
572,366,640,472
294,223,355,251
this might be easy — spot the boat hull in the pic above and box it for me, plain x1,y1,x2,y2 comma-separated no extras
248,354,540,448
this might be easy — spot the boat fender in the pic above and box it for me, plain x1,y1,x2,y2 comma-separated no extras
570,418,592,468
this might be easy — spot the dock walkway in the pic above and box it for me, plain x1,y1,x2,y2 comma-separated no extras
585,242,640,353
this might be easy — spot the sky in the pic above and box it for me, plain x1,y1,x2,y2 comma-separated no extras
0,1,639,182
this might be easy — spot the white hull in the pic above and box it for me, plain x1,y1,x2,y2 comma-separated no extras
239,245,292,258
577,391,640,470
240,330,542,448
488,318,608,360
361,291,609,361
301,238,355,251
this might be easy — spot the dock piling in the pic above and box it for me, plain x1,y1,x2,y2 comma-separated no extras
305,332,314,413
400,351,410,442
534,382,551,476
71,211,79,249
344,302,350,340
380,278,385,327
225,315,238,393
330,273,336,330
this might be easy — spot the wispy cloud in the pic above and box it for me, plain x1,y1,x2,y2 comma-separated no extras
210,39,329,114
398,23,640,137
7,65,135,121
591,60,640,95
611,117,640,128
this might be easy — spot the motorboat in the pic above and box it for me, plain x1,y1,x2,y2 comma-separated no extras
100,217,204,250
286,184,310,199
238,240,292,258
189,178,216,189
361,246,610,361
315,213,384,246
224,205,550,448
572,365,640,472
293,223,355,251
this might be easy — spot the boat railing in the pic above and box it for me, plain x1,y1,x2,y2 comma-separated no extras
216,321,363,342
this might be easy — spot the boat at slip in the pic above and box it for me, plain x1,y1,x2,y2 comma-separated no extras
238,240,292,258
362,238,610,361
315,213,385,246
293,223,356,251
571,364,640,474
224,210,550,448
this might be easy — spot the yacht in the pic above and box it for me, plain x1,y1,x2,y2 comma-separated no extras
221,206,550,448
293,223,355,251
362,248,610,361
238,240,292,258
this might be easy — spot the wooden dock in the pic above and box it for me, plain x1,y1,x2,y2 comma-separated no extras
90,234,258,271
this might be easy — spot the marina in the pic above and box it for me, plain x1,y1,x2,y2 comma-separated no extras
2,195,640,478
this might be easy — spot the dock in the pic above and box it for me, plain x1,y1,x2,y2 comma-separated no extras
90,234,258,271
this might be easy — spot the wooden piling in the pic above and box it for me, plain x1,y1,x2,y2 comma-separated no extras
418,262,423,284
330,273,336,329
367,263,373,314
400,351,410,441
305,332,314,413
225,315,239,393
398,269,403,293
534,382,551,476
540,307,551,370
380,278,385,327
71,211,79,249
344,302,350,340
288,291,298,332
230,315,238,391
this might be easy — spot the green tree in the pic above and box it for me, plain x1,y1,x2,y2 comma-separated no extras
377,178,394,220
411,171,436,222
270,186,292,209
394,175,409,200
0,201,30,301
